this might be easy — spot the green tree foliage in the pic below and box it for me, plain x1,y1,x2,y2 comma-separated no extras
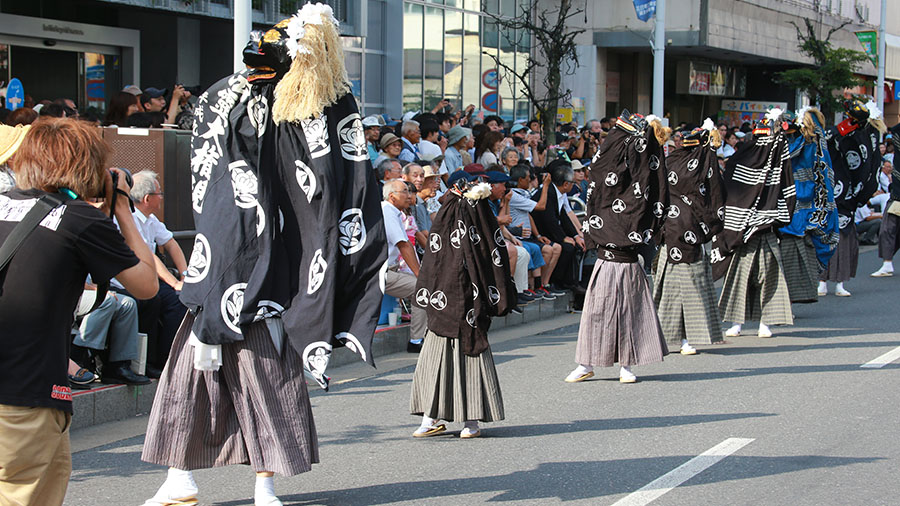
776,18,869,121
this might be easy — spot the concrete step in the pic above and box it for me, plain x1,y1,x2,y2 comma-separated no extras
70,293,573,430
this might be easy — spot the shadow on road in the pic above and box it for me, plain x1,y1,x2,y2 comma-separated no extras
701,340,896,356
490,412,776,438
646,363,899,382
220,454,881,505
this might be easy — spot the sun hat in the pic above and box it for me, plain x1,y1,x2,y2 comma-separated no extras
379,133,402,151
0,124,31,165
447,125,472,146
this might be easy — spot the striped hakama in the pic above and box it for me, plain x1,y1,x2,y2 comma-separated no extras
653,246,723,346
410,330,504,423
576,258,668,367
779,234,819,303
878,208,900,261
718,231,793,326
141,312,319,476
820,222,859,283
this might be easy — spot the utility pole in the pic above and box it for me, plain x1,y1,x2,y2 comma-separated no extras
652,0,666,118
234,0,252,73
876,0,886,113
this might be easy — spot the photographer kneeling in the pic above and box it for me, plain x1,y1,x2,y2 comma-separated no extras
0,118,158,505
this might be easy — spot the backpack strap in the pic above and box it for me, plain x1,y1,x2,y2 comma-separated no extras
0,193,71,275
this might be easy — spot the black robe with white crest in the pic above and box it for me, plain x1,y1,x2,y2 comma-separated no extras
415,187,516,357
661,130,726,264
827,122,882,229
181,67,387,390
583,113,669,263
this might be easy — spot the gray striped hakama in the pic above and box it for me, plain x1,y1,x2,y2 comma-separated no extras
718,231,793,326
779,234,819,304
410,330,504,423
820,222,858,283
576,258,668,367
141,312,319,476
653,245,723,346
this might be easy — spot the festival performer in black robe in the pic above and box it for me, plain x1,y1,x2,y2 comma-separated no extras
713,108,796,339
409,178,516,439
652,120,725,354
141,5,386,506
778,107,839,302
821,99,884,290
566,112,669,384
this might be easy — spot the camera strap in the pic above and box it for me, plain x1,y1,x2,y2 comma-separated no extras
0,192,107,313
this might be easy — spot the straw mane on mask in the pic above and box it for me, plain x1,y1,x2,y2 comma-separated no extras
272,8,350,124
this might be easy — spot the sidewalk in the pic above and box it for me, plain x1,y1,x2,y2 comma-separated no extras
70,294,574,430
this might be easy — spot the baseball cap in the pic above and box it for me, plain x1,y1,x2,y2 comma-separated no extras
142,87,167,98
122,85,142,96
485,171,510,184
447,170,475,186
510,124,526,135
362,115,383,128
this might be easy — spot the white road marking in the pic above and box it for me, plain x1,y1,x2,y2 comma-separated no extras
861,345,900,368
610,437,755,506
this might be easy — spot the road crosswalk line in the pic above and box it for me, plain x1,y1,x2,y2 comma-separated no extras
610,437,755,506
861,345,900,368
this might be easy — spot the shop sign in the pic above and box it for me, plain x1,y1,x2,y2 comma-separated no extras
720,99,788,112
855,31,878,67
6,78,23,111
689,62,728,96
556,108,573,123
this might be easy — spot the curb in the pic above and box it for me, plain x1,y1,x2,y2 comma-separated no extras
70,293,573,430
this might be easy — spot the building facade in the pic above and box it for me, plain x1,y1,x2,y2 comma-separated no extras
3,0,899,126
554,0,900,127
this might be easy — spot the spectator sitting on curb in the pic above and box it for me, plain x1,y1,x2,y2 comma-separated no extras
111,170,188,378
382,179,428,353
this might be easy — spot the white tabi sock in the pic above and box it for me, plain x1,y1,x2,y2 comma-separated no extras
148,468,197,503
420,415,437,428
255,475,282,506
884,261,894,271
818,281,827,292
836,282,845,291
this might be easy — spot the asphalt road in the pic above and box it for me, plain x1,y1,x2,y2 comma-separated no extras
65,247,900,505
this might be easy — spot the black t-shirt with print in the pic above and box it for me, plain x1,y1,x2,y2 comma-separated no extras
0,189,139,413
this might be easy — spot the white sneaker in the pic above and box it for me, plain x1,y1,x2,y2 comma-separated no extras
725,324,742,337
619,366,637,383
871,266,894,277
758,323,773,338
835,287,851,297
565,365,594,383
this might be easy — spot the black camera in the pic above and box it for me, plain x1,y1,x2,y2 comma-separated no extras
110,167,134,190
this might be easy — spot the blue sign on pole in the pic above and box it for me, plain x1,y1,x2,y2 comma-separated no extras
894,82,900,101
6,78,24,111
633,0,657,22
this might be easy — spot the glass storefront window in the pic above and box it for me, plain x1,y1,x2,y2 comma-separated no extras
403,2,424,113
444,10,463,105
423,6,444,112
462,12,481,112
400,0,530,121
